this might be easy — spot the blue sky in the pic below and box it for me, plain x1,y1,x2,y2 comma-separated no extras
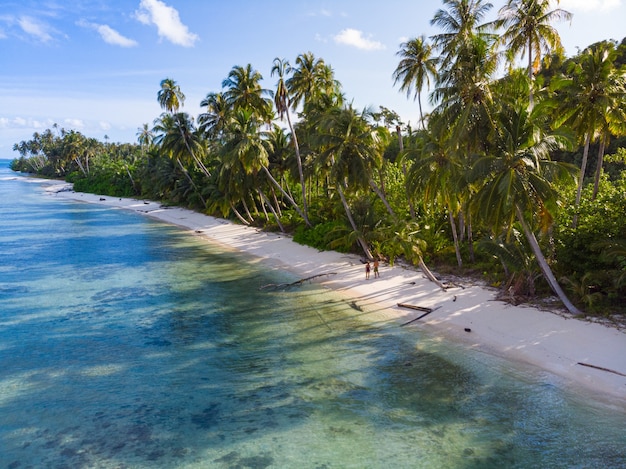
1,0,625,153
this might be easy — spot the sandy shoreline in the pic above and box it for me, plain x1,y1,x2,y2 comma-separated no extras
45,181,626,401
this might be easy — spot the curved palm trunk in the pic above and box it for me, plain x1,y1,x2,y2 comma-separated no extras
528,37,535,109
230,201,250,225
178,127,211,179
516,205,581,315
572,133,591,228
176,157,206,206
418,257,447,291
369,179,396,218
285,109,310,225
262,165,312,227
336,183,373,260
258,189,285,233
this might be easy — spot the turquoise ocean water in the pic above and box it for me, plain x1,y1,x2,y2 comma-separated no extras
0,159,625,468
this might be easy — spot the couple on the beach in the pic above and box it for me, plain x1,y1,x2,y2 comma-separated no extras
365,260,379,279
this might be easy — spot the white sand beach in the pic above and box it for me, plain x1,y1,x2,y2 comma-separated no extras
49,183,626,401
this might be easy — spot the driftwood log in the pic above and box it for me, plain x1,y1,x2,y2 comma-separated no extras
398,303,441,326
260,272,337,291
577,362,626,377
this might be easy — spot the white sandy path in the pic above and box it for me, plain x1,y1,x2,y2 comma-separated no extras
50,185,626,401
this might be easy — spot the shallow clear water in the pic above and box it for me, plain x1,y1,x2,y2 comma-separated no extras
1,160,625,468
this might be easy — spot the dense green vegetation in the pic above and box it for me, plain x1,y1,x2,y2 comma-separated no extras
11,0,626,318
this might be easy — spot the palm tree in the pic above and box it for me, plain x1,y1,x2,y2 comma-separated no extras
313,106,393,259
471,103,581,314
406,115,465,267
552,41,626,220
393,35,438,129
272,57,310,225
158,78,185,113
222,64,273,121
198,92,230,141
220,109,309,224
497,0,572,107
286,52,343,115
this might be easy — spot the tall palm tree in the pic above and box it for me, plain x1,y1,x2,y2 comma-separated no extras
286,52,343,115
497,0,572,107
222,64,273,121
313,106,393,259
158,78,185,113
272,57,310,225
393,35,438,129
406,115,465,267
553,41,626,219
471,103,581,314
198,91,230,141
221,109,309,224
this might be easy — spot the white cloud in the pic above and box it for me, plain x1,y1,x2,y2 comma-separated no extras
559,0,621,11
78,20,138,47
18,16,54,43
64,118,85,128
334,28,385,51
135,0,198,47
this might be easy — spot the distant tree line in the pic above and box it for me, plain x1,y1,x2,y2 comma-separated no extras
12,0,626,318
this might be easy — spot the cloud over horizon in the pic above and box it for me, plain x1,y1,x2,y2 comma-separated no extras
135,0,198,47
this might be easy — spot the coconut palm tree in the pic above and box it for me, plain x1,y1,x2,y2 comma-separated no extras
287,52,343,115
497,0,572,108
272,57,310,225
158,78,185,113
198,92,230,142
471,103,581,314
393,35,438,129
220,109,309,224
222,64,273,122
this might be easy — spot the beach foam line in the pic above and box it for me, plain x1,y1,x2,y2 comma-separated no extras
52,187,626,401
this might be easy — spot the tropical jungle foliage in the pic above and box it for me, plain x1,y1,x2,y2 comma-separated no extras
11,0,626,318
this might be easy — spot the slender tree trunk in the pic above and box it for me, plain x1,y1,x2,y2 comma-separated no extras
448,206,463,268
258,189,285,232
592,135,606,200
285,109,310,225
369,179,396,218
528,38,534,110
242,198,254,224
573,133,591,228
230,201,250,225
418,257,447,291
397,125,416,219
516,205,581,315
176,157,206,206
262,165,311,227
467,211,475,263
336,183,373,260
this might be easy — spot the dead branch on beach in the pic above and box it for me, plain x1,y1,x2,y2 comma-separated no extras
398,304,441,326
577,362,626,377
260,272,337,291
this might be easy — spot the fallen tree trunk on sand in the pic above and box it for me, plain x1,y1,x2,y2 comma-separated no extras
260,272,337,291
577,362,626,377
398,304,441,326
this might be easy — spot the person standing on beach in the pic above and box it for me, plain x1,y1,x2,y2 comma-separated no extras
373,259,379,278
365,261,371,279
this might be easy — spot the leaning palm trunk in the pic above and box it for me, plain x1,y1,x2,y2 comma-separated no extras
418,257,447,291
515,205,581,315
285,108,310,225
230,201,250,225
261,165,311,227
176,157,206,206
369,179,396,218
258,189,285,233
335,183,373,260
